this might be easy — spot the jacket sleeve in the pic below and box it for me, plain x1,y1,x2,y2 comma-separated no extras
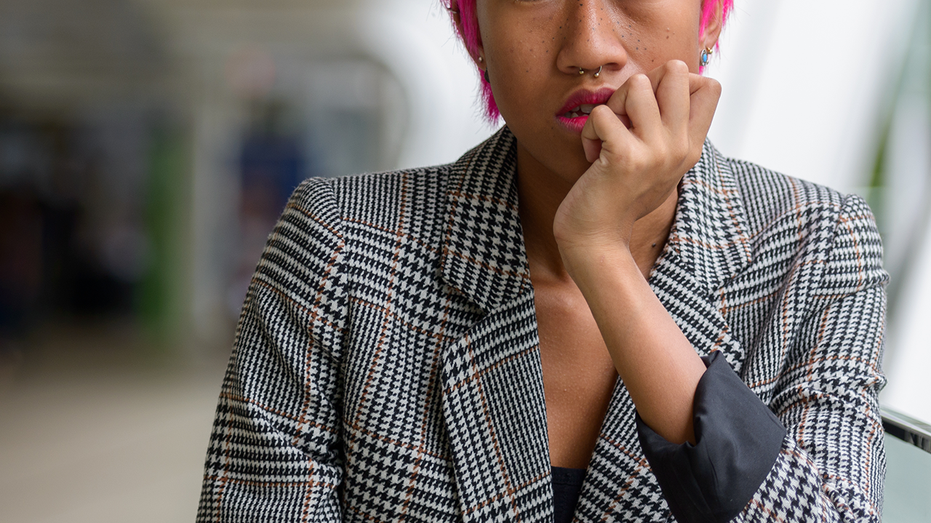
741,194,887,522
638,193,888,523
197,178,348,522
636,352,787,522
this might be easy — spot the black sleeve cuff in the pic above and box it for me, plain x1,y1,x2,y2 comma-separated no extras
636,351,786,523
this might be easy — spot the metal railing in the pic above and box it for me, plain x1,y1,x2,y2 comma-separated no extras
882,407,931,454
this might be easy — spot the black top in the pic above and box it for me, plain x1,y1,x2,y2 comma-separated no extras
551,466,586,523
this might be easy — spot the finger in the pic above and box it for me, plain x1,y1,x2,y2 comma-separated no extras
653,61,690,133
604,80,630,126
581,104,633,163
604,69,661,128
630,60,690,99
686,75,722,149
621,74,663,140
641,62,668,92
581,134,602,164
604,64,672,132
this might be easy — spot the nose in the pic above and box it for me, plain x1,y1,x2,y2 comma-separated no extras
555,0,628,76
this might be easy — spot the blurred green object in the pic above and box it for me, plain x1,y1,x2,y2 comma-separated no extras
138,125,189,349
883,407,931,522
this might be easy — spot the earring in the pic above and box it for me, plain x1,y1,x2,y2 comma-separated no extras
478,55,483,63
593,65,603,78
579,67,585,75
700,47,713,67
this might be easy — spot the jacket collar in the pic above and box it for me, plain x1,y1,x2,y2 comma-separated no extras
440,127,531,311
439,127,753,310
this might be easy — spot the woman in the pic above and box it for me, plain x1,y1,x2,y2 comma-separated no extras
197,0,887,521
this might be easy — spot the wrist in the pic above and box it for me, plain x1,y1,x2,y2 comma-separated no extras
559,242,641,293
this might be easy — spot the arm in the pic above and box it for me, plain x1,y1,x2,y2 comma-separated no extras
737,194,887,522
557,58,885,520
556,59,761,520
635,194,886,522
197,178,347,522
556,60,721,446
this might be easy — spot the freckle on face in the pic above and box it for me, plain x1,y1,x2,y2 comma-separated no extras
475,0,707,183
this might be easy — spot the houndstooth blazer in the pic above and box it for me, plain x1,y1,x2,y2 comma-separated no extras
198,127,887,522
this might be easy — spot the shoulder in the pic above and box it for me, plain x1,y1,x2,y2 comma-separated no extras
290,163,453,237
264,161,457,295
724,156,846,237
719,154,887,292
247,163,458,342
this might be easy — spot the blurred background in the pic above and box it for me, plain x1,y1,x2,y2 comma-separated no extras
0,0,928,521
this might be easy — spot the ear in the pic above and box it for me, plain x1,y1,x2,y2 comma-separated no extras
448,0,486,70
700,0,725,49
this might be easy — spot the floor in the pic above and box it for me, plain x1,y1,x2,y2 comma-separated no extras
0,322,229,523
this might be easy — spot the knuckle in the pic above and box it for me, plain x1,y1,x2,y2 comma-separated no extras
656,142,673,163
630,74,650,90
668,60,688,75
591,104,613,119
707,77,722,95
628,152,648,172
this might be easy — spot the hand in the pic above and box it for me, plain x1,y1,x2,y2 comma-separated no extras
548,62,719,445
553,60,721,269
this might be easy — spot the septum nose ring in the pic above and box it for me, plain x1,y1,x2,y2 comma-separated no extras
579,66,604,78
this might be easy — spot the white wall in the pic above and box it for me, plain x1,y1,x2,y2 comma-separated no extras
705,0,918,193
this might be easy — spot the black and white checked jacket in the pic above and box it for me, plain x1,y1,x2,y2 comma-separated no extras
198,127,887,522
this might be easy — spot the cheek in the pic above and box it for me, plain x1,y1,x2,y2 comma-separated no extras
487,16,556,66
485,24,557,102
631,29,701,70
612,5,703,65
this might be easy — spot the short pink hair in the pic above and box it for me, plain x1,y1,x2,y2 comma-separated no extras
444,0,734,122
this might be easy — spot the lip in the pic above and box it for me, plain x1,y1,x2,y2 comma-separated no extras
555,87,616,133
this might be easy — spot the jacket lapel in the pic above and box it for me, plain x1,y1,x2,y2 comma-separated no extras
654,140,754,370
439,128,554,522
576,141,755,522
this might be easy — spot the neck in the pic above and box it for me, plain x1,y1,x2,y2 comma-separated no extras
516,143,678,282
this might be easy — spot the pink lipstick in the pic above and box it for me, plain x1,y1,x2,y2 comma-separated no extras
556,88,615,133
